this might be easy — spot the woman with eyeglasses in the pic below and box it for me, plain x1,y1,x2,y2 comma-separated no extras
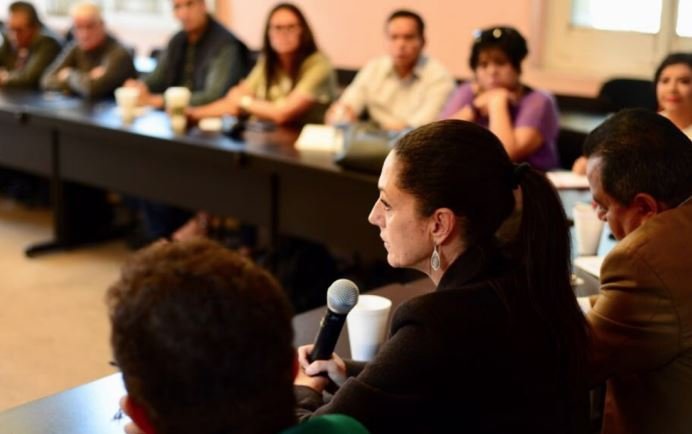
187,2,336,126
440,26,559,171
177,3,337,240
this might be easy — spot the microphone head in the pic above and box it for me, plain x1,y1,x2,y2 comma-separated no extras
326,279,359,314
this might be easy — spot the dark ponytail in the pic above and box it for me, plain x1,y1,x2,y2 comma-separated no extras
395,120,589,427
513,167,589,422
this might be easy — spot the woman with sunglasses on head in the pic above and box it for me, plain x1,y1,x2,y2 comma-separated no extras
187,2,336,126
440,26,560,171
295,120,590,434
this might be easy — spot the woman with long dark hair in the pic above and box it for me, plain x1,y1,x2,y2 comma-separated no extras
295,120,590,434
188,3,336,126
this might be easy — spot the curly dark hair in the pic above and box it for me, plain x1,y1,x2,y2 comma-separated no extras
107,239,296,434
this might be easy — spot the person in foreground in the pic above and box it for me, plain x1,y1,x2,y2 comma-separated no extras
581,108,692,434
440,26,559,171
295,120,590,434
109,239,368,434
187,2,336,126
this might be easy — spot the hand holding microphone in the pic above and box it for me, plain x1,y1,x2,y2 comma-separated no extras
295,279,359,389
309,278,359,362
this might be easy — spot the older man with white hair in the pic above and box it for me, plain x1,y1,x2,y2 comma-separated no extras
41,1,135,99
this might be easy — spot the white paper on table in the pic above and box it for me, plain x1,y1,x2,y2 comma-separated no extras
574,255,604,278
546,170,590,189
295,124,344,152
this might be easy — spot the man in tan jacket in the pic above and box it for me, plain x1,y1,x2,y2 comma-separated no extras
583,108,692,434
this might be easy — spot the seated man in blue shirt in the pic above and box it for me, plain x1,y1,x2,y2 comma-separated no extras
109,239,368,434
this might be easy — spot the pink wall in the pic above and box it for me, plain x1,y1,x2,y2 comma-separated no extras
219,0,601,97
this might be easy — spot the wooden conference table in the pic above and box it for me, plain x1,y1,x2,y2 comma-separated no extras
0,279,435,434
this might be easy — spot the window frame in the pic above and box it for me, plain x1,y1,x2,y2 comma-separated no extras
540,0,692,80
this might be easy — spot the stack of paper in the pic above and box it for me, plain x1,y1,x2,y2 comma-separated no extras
574,255,604,278
295,124,344,152
546,170,590,189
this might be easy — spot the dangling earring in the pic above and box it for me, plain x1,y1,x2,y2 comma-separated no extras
431,245,441,271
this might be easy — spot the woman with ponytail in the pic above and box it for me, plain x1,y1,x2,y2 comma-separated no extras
294,119,589,434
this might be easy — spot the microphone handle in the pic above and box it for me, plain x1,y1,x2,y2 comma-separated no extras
309,310,347,362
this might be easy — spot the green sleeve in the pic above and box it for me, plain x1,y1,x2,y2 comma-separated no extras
40,45,77,92
4,36,61,88
189,42,245,106
66,44,135,99
243,58,264,95
0,38,12,69
282,414,369,434
143,48,169,93
293,52,335,101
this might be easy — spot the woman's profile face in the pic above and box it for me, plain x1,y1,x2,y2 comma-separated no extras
268,8,302,57
657,63,692,115
474,48,520,92
368,152,433,271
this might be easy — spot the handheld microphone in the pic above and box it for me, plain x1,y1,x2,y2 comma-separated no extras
308,279,360,362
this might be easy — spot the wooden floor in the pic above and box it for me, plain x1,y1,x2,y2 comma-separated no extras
0,198,130,411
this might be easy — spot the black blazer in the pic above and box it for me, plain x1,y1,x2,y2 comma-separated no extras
296,243,582,434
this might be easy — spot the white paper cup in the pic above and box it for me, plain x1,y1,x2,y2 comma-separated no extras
170,115,187,135
199,117,222,133
164,86,191,116
114,87,139,123
573,202,604,256
346,295,392,361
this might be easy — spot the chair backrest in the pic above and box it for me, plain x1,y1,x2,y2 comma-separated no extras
597,78,657,112
336,68,357,89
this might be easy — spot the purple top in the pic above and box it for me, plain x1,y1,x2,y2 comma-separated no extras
440,83,560,171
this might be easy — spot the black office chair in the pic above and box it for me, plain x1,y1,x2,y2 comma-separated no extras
335,68,357,89
597,78,657,112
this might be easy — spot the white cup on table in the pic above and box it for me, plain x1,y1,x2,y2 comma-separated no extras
347,294,392,361
573,202,605,256
114,87,139,124
164,86,191,134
